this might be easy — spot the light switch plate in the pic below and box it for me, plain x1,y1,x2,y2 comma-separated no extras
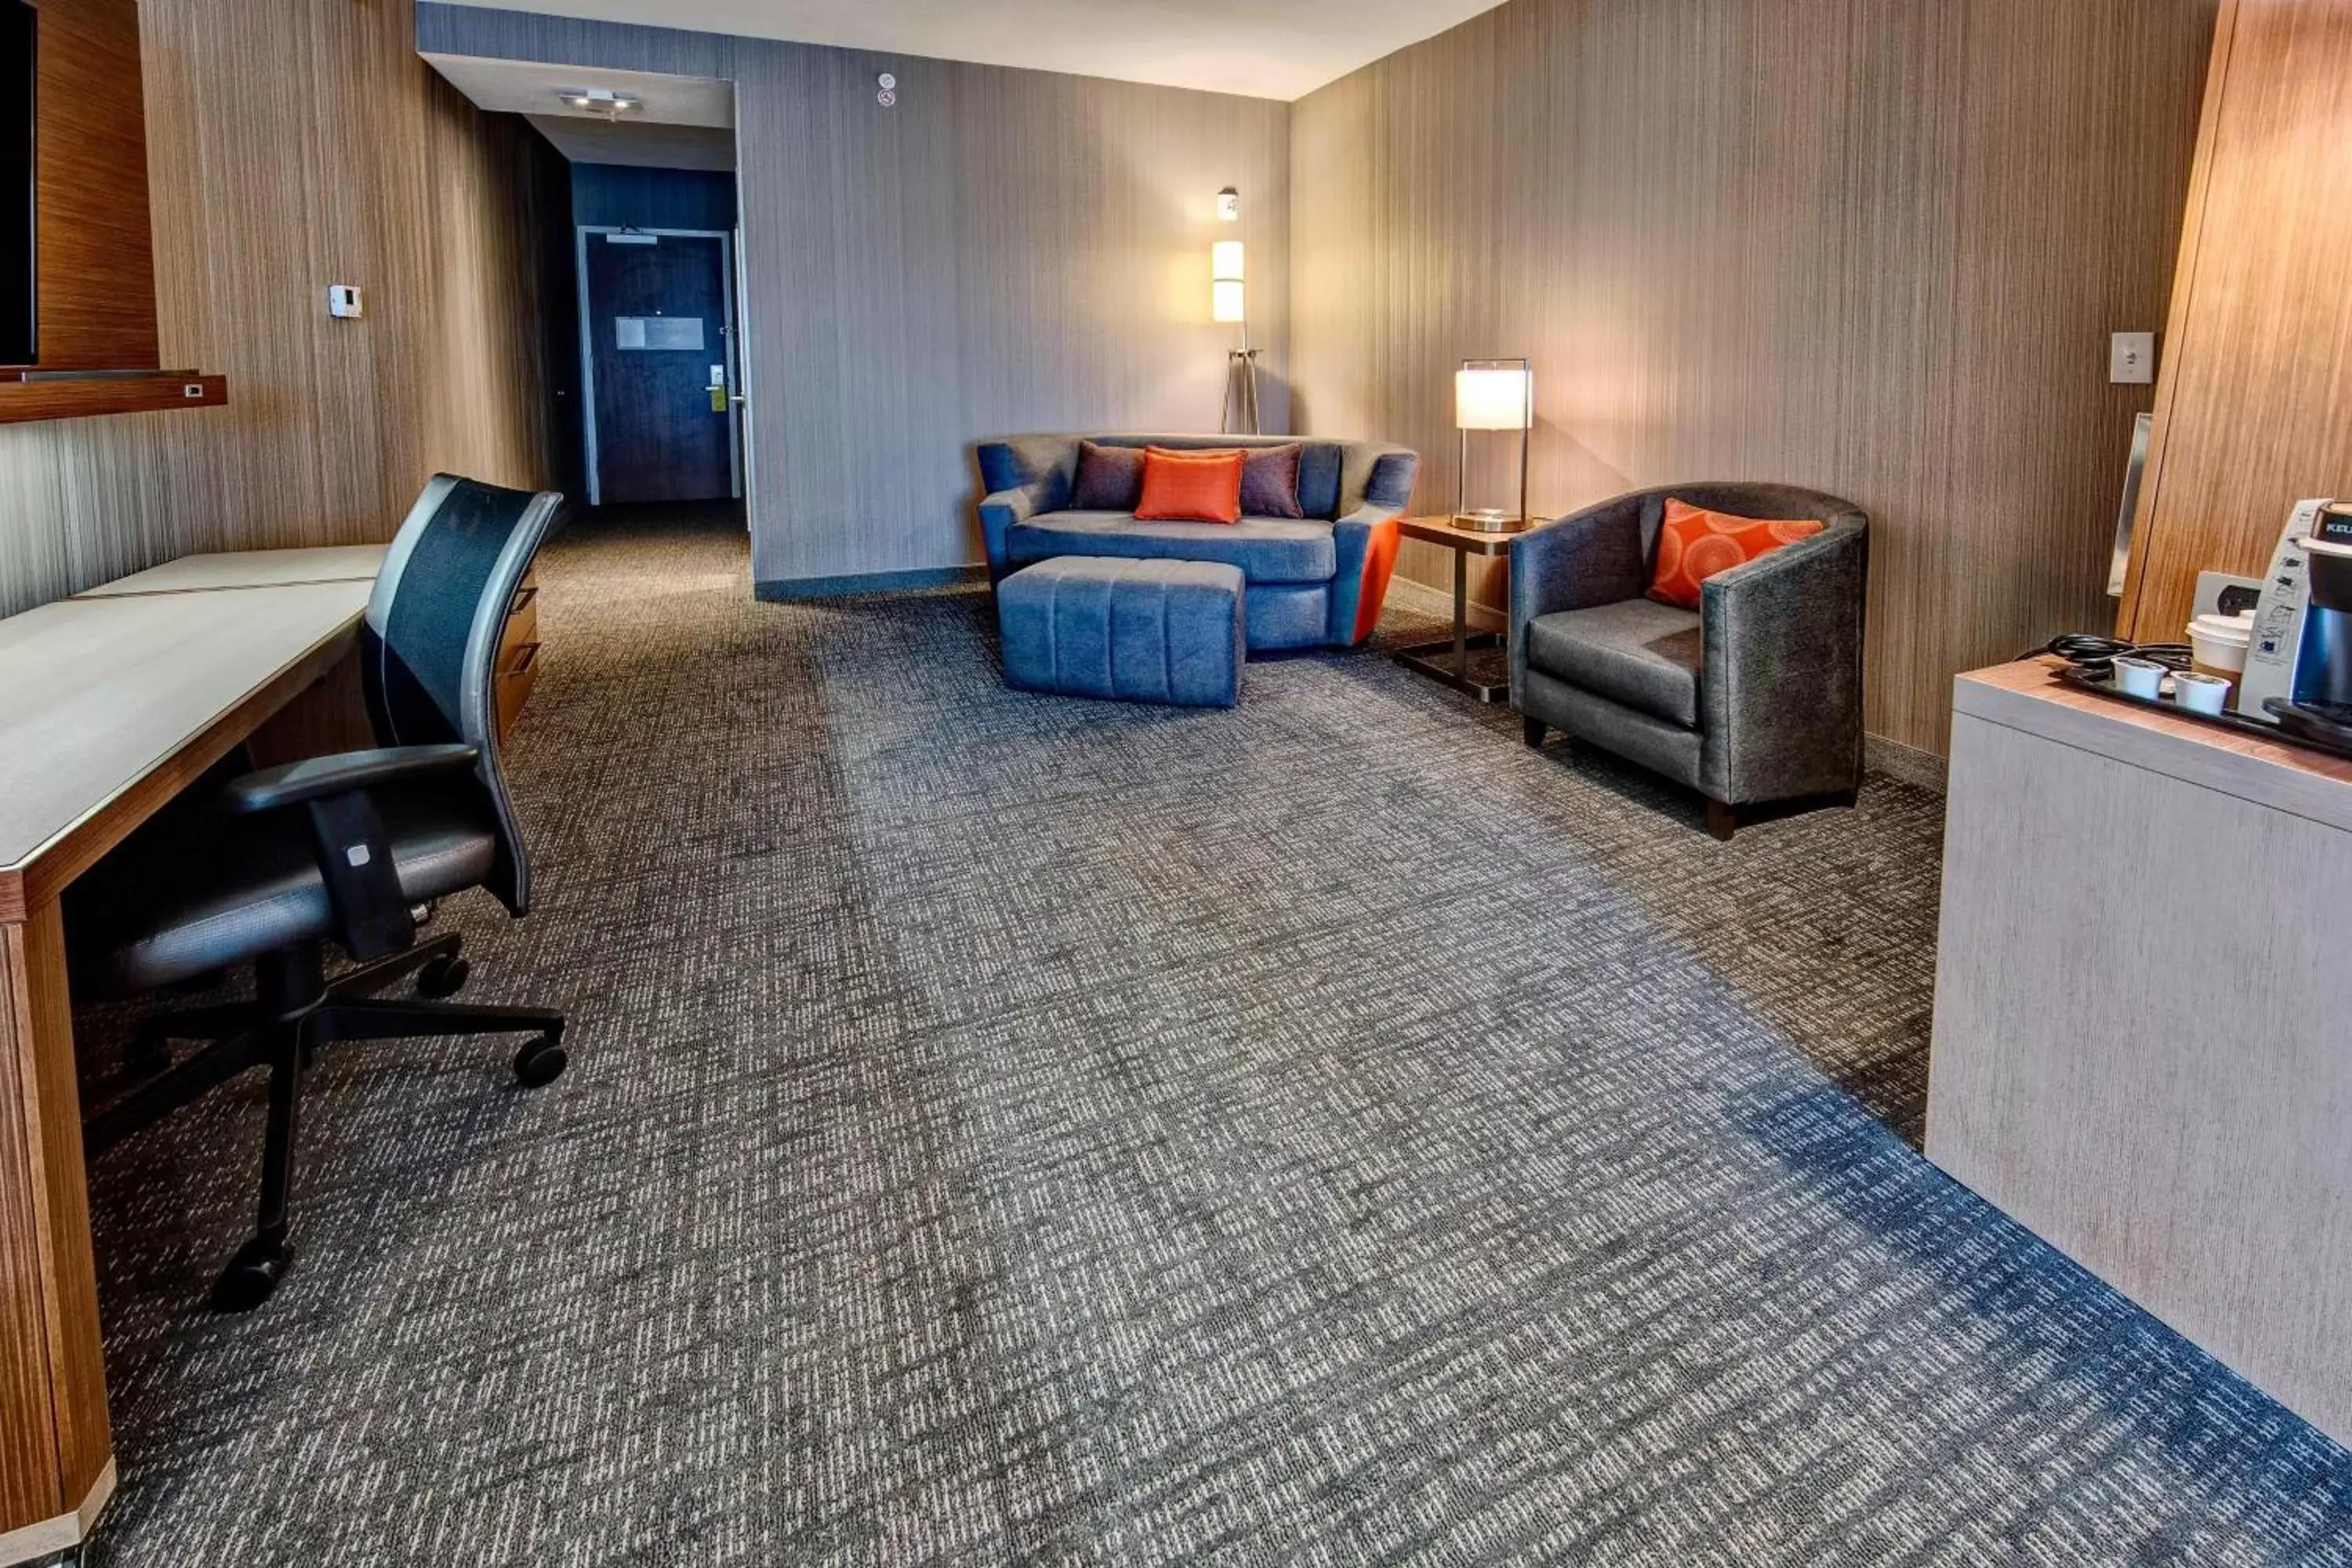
2111,331,2156,385
327,285,364,320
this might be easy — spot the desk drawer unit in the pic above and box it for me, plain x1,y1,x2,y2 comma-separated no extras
495,574,540,742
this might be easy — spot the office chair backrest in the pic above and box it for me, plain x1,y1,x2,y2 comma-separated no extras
364,474,563,915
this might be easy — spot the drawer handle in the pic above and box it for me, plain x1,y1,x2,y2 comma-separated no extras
503,641,541,678
508,584,538,615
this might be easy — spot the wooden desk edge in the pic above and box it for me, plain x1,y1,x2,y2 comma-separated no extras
0,620,362,923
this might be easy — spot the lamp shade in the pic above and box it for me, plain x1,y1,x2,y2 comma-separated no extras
1211,241,1247,324
1456,363,1533,430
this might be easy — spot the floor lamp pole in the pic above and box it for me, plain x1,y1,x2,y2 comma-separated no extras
1223,321,1261,436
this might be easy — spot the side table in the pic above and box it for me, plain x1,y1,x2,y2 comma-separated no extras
1393,515,1523,704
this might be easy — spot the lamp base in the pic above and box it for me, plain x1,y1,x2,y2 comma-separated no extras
1452,509,1530,535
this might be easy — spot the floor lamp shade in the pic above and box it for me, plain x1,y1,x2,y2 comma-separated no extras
1454,358,1534,531
1212,241,1246,324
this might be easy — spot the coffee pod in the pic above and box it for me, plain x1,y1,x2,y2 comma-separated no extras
2112,655,2166,699
2173,669,2230,715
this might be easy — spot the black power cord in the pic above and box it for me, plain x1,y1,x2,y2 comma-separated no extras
2020,633,2193,674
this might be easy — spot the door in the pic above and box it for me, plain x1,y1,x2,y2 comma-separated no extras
580,230,736,506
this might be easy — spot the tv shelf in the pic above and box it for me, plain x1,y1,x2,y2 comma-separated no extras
0,372,228,424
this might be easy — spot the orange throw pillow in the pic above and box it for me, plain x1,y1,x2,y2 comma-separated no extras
1135,446,1245,524
1646,498,1824,610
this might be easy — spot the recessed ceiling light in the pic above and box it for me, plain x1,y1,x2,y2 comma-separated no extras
556,88,644,118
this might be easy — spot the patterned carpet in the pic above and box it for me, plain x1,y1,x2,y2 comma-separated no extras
72,509,2352,1565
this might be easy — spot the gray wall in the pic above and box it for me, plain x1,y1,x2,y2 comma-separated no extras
420,5,1292,591
1288,0,2214,758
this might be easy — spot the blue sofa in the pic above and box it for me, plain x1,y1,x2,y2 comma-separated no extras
974,433,1420,652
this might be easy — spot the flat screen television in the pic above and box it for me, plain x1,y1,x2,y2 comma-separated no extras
1,0,33,366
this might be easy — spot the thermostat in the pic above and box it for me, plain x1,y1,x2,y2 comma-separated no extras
328,285,364,319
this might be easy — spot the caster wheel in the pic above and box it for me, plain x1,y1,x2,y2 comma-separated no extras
514,1035,568,1089
212,1236,291,1313
416,954,470,1000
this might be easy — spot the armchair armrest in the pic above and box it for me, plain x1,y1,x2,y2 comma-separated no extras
1508,496,1650,706
223,744,479,962
1699,518,1869,804
223,745,480,815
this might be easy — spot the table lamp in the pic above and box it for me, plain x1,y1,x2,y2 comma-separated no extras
1454,358,1534,532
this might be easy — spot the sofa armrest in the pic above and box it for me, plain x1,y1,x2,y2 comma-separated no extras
978,481,1053,579
1699,517,1869,804
1327,501,1407,646
1508,497,1649,706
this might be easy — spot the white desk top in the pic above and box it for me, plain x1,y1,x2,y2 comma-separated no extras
0,580,372,877
71,545,387,598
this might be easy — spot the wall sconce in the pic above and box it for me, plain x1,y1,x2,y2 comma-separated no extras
1454,358,1534,532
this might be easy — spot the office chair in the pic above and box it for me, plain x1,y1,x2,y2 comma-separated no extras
69,475,570,1312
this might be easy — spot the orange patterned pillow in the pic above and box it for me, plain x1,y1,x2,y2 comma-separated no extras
1646,499,1824,610
1135,447,1246,524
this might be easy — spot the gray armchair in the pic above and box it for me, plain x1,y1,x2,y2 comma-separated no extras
1508,483,1868,839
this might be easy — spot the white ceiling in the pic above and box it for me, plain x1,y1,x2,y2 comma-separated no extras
424,54,737,125
524,116,739,169
441,0,1510,101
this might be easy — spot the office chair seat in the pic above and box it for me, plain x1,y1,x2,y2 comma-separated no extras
73,784,498,995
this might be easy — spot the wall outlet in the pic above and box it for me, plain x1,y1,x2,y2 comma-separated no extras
2111,331,2156,385
327,285,364,320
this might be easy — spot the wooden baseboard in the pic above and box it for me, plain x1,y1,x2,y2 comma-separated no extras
1866,733,1948,792
0,1458,114,1567
1386,576,1506,632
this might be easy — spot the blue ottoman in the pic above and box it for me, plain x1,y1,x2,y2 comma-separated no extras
997,556,1244,708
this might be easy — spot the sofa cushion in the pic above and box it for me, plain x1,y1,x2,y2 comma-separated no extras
1240,444,1305,519
1007,511,1338,584
1138,447,1245,524
1523,598,1703,729
1071,441,1145,510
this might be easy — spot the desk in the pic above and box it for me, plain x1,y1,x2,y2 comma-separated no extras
0,577,372,1564
69,545,387,599
1929,659,2352,1447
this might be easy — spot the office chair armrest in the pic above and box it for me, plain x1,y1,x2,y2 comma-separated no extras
223,745,481,815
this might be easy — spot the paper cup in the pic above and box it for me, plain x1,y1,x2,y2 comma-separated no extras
2187,613,2252,682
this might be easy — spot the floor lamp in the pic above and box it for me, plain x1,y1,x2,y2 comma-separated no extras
1215,239,1260,435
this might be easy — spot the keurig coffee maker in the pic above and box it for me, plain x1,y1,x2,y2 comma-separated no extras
2265,501,2352,748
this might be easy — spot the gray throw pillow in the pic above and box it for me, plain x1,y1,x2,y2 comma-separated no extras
1071,441,1145,510
1240,443,1305,519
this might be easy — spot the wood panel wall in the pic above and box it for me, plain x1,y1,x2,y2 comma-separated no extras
2118,0,2352,644
1291,0,2216,759
417,3,1293,590
0,0,564,620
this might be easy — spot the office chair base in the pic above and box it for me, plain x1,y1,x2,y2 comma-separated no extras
87,933,568,1312
212,1234,291,1313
